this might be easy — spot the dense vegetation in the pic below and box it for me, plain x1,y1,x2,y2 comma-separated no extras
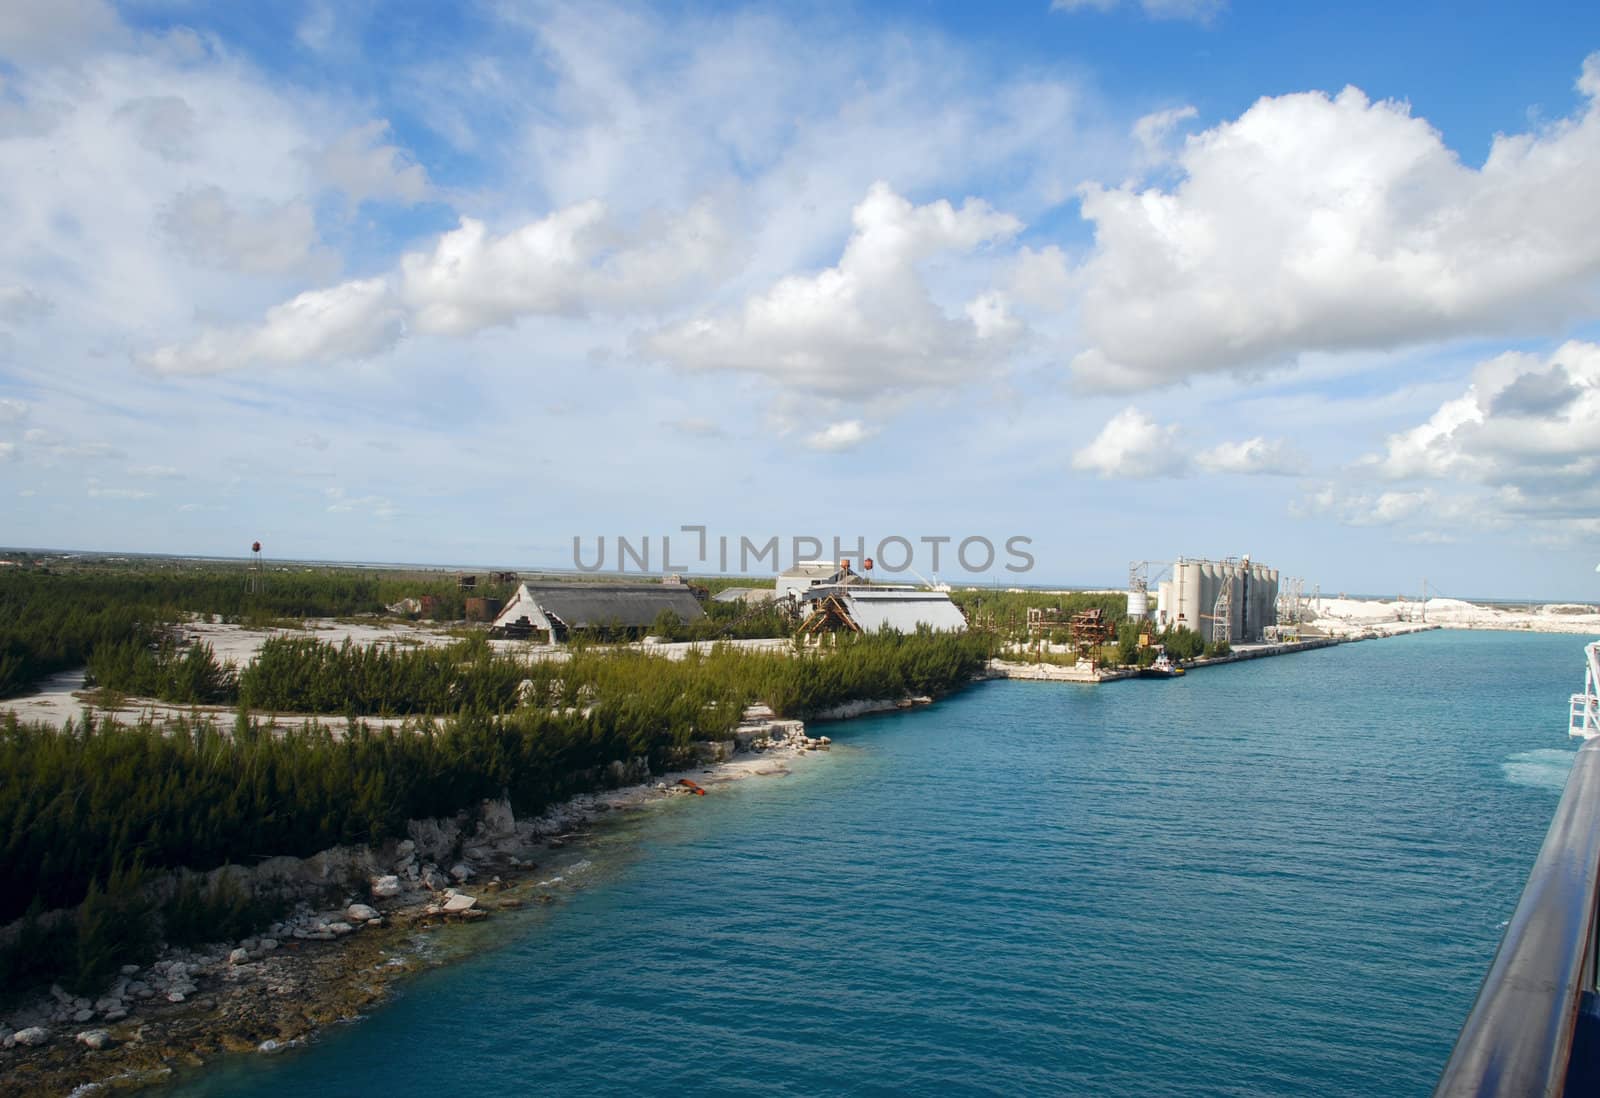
0,628,992,996
0,563,521,699
948,588,1128,643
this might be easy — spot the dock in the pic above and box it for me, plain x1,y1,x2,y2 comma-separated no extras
987,625,1440,684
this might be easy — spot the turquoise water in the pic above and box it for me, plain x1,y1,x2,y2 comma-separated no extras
176,630,1592,1097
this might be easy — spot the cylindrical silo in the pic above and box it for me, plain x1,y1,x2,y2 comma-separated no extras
1128,588,1149,620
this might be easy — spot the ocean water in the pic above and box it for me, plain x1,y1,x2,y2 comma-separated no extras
174,629,1592,1097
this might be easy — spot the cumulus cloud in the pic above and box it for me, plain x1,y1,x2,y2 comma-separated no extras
141,278,405,374
1050,0,1225,23
649,182,1022,399
1071,407,1183,478
1195,436,1305,476
1369,341,1600,499
804,419,878,452
143,199,731,373
1071,55,1600,389
161,186,332,277
309,120,430,206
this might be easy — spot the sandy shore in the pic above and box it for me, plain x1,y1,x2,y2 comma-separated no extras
1306,596,1600,637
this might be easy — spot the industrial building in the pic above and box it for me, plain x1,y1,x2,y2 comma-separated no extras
491,582,705,642
1153,557,1280,644
776,560,849,602
798,584,967,634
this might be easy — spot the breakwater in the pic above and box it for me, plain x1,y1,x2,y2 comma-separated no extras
989,624,1442,683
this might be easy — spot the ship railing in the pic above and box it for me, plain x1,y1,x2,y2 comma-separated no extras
1434,736,1600,1096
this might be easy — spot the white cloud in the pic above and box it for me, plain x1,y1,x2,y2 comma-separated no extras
0,287,53,324
127,464,182,479
143,199,734,372
324,485,396,519
1071,406,1184,478
1131,104,1198,166
1368,341,1600,510
86,478,151,500
648,182,1022,399
1195,436,1305,476
804,419,878,452
0,441,14,462
161,186,332,277
0,397,29,423
0,0,125,63
1071,55,1600,389
141,278,405,375
309,120,430,206
1050,0,1225,24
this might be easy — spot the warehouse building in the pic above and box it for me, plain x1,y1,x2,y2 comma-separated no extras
798,584,967,634
491,582,705,642
1155,557,1279,644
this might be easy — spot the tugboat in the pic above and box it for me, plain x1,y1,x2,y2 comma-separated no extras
1140,652,1186,679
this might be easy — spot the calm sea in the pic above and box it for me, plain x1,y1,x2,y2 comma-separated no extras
174,629,1592,1097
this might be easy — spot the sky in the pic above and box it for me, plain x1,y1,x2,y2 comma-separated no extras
2,0,1599,598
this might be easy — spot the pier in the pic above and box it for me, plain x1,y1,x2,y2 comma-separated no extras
987,626,1440,684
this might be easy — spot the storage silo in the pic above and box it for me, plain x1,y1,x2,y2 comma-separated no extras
1128,586,1149,620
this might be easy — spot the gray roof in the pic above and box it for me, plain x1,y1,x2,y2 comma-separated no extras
520,583,705,628
800,585,967,633
712,587,776,603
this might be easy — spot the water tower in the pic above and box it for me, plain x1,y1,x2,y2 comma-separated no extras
247,540,262,595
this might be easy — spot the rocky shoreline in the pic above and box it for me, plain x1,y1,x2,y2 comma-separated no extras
0,710,854,1097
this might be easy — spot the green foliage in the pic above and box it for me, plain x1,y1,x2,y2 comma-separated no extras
0,565,519,699
1203,639,1232,659
1162,627,1205,661
948,589,1128,643
161,872,284,948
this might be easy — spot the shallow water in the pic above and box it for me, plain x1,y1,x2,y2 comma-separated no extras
175,629,1592,1097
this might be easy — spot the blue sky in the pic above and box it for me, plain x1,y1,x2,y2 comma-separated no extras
2,0,1599,597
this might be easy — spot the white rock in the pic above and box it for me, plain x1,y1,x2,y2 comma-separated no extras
371,875,402,898
15,1026,50,1046
166,991,186,1003
259,938,279,951
449,863,473,882
326,921,355,936
76,1029,113,1050
441,893,477,913
346,904,378,922
258,1038,282,1054
229,948,251,965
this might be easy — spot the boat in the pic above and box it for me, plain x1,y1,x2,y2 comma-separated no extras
1140,653,1186,679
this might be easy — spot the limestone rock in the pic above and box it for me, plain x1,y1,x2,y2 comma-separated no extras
259,938,279,951
14,1026,50,1046
76,1029,113,1050
229,948,250,965
326,921,355,936
370,875,402,898
449,862,473,882
441,893,477,913
346,903,378,922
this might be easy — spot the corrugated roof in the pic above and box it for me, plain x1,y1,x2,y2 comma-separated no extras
826,587,967,633
780,561,844,580
517,583,706,628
